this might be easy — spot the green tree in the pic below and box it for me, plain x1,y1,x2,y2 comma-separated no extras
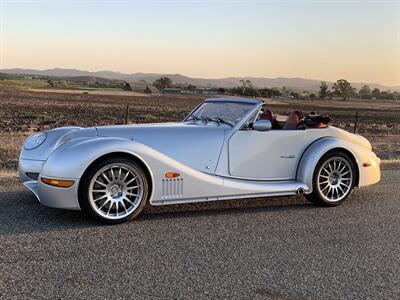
290,92,299,99
319,81,329,99
153,77,173,90
258,88,279,98
47,79,54,88
271,88,281,96
333,79,353,101
380,91,395,100
122,82,131,90
371,88,380,99
359,85,371,99
239,79,252,89
281,86,289,95
239,79,259,97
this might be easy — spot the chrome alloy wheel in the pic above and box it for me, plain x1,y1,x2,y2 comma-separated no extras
88,163,144,220
317,157,353,203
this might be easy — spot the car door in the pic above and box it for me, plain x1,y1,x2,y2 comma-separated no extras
228,129,307,180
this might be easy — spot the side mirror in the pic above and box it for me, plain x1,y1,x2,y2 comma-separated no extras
252,120,272,131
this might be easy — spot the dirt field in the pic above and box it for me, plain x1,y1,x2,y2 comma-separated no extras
0,87,399,175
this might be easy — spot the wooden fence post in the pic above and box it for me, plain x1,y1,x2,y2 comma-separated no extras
354,111,358,134
125,104,129,124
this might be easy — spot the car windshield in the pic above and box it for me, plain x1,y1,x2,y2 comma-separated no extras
188,101,255,126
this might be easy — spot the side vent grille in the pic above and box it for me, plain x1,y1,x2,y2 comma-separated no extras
162,178,183,199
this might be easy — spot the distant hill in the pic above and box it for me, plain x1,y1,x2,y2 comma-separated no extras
0,72,23,80
62,76,122,85
1,68,399,92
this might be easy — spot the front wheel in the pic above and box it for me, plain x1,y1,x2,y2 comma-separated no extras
306,151,356,206
79,157,149,224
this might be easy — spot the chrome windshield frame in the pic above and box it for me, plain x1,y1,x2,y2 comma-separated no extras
184,98,263,129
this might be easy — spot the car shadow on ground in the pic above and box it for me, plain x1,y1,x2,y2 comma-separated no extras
141,195,317,221
0,170,390,236
0,188,323,235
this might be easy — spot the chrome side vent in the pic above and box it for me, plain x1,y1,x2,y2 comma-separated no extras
161,178,183,199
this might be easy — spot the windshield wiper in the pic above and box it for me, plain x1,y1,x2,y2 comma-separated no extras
189,115,233,127
189,115,201,121
193,116,212,124
209,117,234,127
214,118,234,127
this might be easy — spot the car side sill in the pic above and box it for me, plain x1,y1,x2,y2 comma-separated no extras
152,190,306,206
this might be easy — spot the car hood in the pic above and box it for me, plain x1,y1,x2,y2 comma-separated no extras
20,126,97,161
96,122,222,137
96,122,228,173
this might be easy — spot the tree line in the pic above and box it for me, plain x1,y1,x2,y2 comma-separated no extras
319,80,399,100
230,78,399,101
151,76,398,100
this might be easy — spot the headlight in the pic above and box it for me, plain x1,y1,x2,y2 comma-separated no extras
24,132,47,150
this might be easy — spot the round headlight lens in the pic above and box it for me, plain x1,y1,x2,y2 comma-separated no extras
24,132,47,150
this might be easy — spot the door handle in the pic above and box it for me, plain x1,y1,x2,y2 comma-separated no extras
280,155,295,159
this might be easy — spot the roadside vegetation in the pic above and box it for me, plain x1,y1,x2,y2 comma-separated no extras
229,78,399,101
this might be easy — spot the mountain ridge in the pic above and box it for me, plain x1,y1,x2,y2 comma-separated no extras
1,68,399,91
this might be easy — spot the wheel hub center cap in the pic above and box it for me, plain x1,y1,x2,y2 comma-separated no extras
110,184,123,198
329,173,340,185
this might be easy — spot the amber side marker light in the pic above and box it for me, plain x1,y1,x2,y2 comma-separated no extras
41,177,75,188
363,159,377,168
165,172,180,179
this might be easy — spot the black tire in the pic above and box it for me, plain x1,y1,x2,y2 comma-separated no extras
79,157,149,224
305,150,356,206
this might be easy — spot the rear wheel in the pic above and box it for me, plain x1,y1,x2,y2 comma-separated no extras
306,151,356,206
79,157,149,224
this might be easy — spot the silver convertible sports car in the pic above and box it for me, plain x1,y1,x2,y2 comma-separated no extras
19,98,381,224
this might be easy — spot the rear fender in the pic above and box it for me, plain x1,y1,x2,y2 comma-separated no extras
296,137,359,193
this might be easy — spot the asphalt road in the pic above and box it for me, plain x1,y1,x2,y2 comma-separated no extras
0,170,399,299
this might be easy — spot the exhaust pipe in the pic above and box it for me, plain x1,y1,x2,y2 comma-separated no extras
297,188,305,195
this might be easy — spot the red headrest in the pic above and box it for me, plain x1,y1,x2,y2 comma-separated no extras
259,109,275,121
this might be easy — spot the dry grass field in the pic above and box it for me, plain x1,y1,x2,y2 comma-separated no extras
0,85,399,176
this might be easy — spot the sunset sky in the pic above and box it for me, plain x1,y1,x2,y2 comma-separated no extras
1,0,399,86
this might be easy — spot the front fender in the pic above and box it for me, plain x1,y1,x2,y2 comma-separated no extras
41,137,155,183
41,137,225,205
